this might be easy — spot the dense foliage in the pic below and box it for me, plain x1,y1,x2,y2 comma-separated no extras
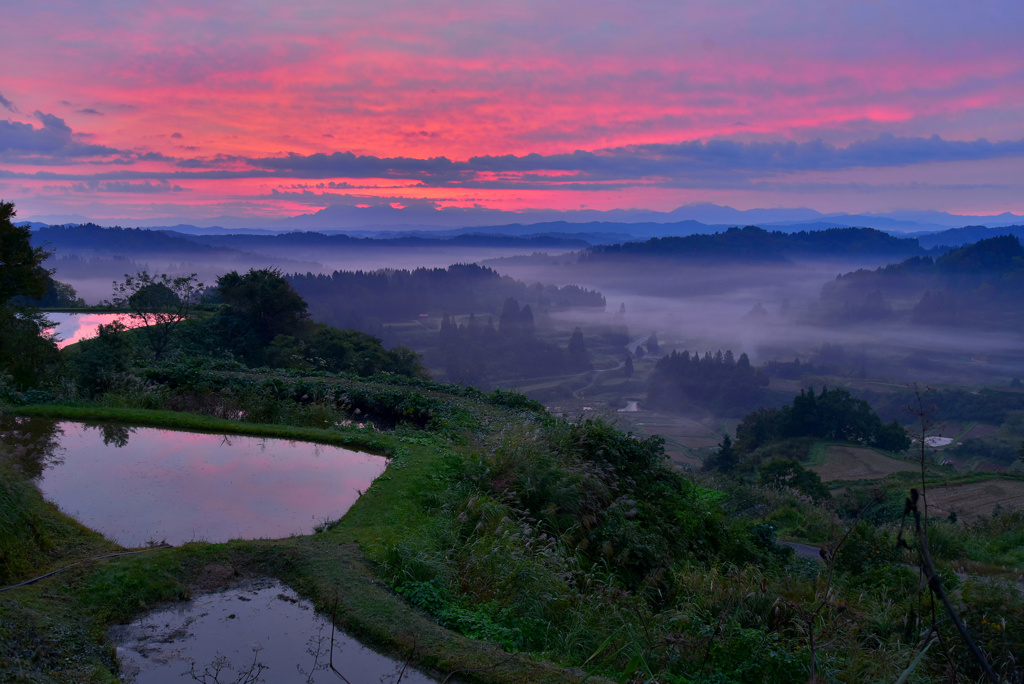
584,226,927,263
378,416,805,680
63,268,427,397
863,385,1024,424
0,202,60,390
288,263,604,331
817,234,1024,328
5,207,1024,683
9,275,85,308
735,386,911,453
432,299,592,384
647,349,770,416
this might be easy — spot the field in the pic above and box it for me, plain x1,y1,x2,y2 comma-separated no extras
925,479,1024,523
617,409,722,468
960,422,1001,440
810,445,919,481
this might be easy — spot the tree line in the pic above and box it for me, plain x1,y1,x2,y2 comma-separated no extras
646,348,770,416
287,263,605,333
432,298,593,384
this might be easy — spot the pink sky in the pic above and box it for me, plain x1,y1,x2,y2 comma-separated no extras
2,0,1023,224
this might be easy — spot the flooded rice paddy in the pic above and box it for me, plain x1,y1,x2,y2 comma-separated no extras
1,416,387,547
44,312,145,349
111,577,436,683
0,416,427,681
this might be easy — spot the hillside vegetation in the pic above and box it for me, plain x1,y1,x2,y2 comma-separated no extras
3,204,1024,683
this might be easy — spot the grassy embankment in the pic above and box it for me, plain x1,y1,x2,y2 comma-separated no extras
1,400,602,683
5,369,1024,682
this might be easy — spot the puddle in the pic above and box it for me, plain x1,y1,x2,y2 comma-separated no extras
617,401,639,412
111,578,436,683
2,416,387,547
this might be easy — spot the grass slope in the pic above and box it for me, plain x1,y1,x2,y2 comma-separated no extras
1,400,604,683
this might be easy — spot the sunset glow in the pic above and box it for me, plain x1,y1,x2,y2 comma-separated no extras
3,0,1023,224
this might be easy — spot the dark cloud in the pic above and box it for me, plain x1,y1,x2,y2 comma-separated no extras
463,135,1024,180
133,151,177,162
0,91,16,112
7,132,1024,196
171,132,183,139
0,111,126,160
77,108,104,116
71,179,187,193
248,150,461,181
240,134,1024,190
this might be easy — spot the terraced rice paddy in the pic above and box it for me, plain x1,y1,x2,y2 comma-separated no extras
925,480,1024,523
810,445,919,481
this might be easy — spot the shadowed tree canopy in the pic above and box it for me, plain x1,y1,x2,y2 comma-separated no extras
735,386,910,453
217,268,308,343
0,201,50,303
0,201,59,388
209,267,423,377
647,349,769,416
111,271,202,360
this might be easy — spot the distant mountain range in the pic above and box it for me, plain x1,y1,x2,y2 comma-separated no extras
19,202,1024,238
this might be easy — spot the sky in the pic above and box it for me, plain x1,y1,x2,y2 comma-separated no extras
2,0,1024,227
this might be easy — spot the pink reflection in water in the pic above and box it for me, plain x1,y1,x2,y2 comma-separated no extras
36,422,388,547
46,313,146,349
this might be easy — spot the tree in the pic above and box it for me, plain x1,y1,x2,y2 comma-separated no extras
217,268,308,344
11,276,84,308
646,332,660,355
566,326,591,371
111,271,202,360
0,201,50,303
71,321,131,396
0,201,59,388
704,435,738,473
759,458,830,502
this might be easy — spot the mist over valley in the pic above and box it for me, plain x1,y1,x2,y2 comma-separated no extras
5,3,1024,678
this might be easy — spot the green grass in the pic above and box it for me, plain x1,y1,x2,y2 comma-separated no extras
5,384,1024,683
805,440,910,467
1,400,606,683
1,464,124,682
8,404,395,455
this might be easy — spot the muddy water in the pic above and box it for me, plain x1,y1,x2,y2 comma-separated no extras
1,416,387,547
111,578,437,683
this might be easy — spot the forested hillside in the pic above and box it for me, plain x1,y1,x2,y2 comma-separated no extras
583,226,930,263
816,234,1024,327
288,263,604,329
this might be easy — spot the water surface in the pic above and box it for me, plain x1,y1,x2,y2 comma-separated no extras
45,312,143,348
1,416,387,546
111,578,436,683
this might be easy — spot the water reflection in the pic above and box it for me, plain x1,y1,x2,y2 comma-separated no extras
91,422,135,448
1,418,388,547
111,578,436,683
0,415,66,479
45,313,143,349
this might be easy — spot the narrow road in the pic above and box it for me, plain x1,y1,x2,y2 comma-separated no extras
572,359,626,399
780,541,823,561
